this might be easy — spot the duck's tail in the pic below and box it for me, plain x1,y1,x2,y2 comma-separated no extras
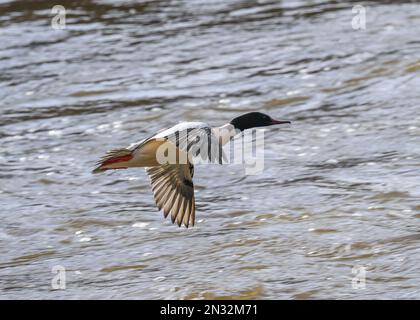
92,148,134,173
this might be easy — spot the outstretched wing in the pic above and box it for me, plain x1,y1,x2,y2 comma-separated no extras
145,163,195,228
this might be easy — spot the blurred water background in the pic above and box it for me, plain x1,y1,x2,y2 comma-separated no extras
0,0,419,299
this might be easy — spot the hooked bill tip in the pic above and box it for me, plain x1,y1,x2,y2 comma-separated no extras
270,119,291,125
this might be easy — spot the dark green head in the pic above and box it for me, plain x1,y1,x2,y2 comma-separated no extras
230,112,291,131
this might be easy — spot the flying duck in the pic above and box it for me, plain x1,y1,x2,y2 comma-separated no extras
93,112,290,228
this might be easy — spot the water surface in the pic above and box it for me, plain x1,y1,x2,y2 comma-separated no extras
0,0,419,299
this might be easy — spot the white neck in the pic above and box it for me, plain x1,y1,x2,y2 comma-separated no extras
212,123,239,145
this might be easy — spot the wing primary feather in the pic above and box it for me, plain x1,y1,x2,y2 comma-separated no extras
145,161,196,228
183,199,191,228
176,197,185,227
155,183,174,209
177,197,188,227
191,200,196,226
163,189,177,218
170,192,182,224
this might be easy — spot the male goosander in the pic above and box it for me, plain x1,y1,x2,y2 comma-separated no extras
93,112,290,228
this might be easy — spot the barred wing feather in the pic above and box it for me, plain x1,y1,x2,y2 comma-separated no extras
145,163,195,228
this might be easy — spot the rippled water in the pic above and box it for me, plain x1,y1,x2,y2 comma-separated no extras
1,0,419,299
